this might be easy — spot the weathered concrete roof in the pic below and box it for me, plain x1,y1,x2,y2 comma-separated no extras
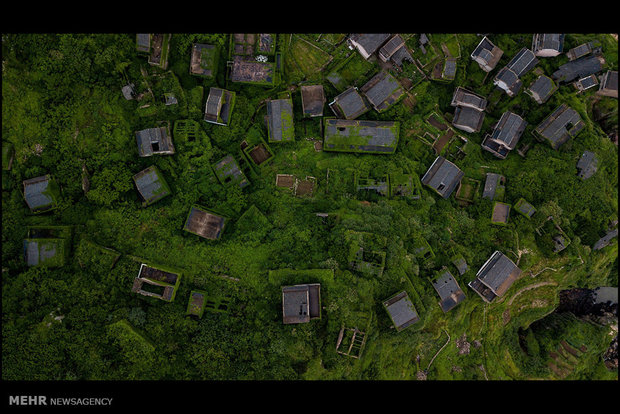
475,251,521,298
576,150,598,179
184,206,226,240
330,87,369,119
421,156,464,199
432,269,466,312
349,33,391,58
300,84,325,117
267,98,294,141
489,112,527,150
553,55,604,83
451,87,487,110
136,126,174,157
133,166,170,205
453,106,485,132
482,173,504,200
323,119,399,154
528,75,557,104
383,291,419,331
360,71,404,112
282,284,321,324
23,175,55,211
535,104,584,149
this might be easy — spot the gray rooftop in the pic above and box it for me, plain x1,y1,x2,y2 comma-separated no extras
204,87,224,122
528,75,557,104
432,269,466,312
576,150,598,179
453,106,485,133
532,34,564,55
136,126,174,157
184,206,226,240
23,239,60,266
535,104,584,149
323,119,399,154
23,175,55,211
300,84,325,117
600,70,618,93
506,48,538,77
267,99,294,141
282,284,321,324
350,33,391,56
331,87,369,119
133,166,170,205
494,67,523,95
475,251,521,297
383,291,420,331
593,229,618,251
489,112,527,149
360,71,404,112
421,156,464,199
451,87,487,110
553,55,604,83
482,173,504,200
470,36,503,71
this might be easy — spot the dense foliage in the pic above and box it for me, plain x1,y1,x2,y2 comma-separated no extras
2,33,617,381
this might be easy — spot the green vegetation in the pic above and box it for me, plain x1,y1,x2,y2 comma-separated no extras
1,33,617,383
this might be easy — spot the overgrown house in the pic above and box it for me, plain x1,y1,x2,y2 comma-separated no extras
468,251,521,303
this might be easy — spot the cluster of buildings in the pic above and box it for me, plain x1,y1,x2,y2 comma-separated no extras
10,33,618,354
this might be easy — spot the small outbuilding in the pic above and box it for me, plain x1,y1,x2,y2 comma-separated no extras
132,165,171,206
23,175,60,213
183,205,227,240
431,268,466,312
300,84,325,117
383,291,420,332
329,87,369,120
204,87,236,126
576,150,598,179
282,283,321,324
421,156,464,199
136,125,175,157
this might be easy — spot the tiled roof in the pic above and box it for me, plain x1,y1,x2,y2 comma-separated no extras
421,156,464,199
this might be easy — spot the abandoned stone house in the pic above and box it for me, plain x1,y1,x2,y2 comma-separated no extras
431,268,466,313
531,34,564,57
553,54,605,83
481,111,527,159
527,75,558,104
300,84,325,117
136,34,151,53
450,87,487,133
322,119,399,154
574,74,599,92
468,250,521,303
534,104,584,150
576,150,598,180
360,70,404,113
491,201,511,225
348,33,391,60
183,205,227,240
329,87,369,120
23,175,59,213
266,98,295,142
136,125,175,157
566,41,598,61
190,43,217,78
593,228,618,251
378,34,413,69
132,165,171,207
204,87,235,126
482,173,505,201
597,70,618,98
213,155,250,189
230,55,274,85
493,48,538,96
23,226,71,268
514,198,536,219
282,284,321,324
382,291,420,332
470,36,503,72
421,155,464,199
131,263,181,302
